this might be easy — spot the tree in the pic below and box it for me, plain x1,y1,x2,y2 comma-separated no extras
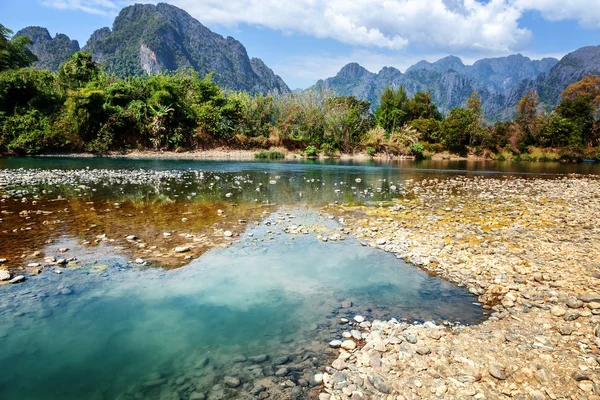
57,51,100,89
407,91,442,121
561,75,600,116
441,107,476,152
324,96,373,152
375,86,409,134
0,24,37,71
516,91,540,149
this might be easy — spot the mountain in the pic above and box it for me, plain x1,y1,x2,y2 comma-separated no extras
314,62,505,118
312,52,582,120
14,27,80,71
15,3,290,95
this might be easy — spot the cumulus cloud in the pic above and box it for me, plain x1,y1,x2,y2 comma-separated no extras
515,0,600,29
40,0,600,52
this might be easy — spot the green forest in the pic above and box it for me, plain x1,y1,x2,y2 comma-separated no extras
1,24,599,161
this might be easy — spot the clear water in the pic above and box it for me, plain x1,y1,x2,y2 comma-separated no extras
3,157,570,400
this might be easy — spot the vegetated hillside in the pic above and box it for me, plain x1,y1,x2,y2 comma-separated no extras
16,3,290,95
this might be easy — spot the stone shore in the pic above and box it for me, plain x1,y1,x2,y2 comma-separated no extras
319,175,600,400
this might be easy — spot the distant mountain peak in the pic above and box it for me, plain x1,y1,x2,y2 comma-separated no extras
15,26,80,71
337,63,372,79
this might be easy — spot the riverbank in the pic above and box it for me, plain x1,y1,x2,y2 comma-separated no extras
318,176,600,399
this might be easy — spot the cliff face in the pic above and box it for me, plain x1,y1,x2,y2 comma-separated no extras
16,3,290,95
14,26,80,71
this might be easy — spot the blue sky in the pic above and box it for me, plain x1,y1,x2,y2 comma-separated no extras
1,0,599,88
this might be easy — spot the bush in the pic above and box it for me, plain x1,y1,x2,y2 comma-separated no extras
366,146,375,157
411,142,425,158
254,150,284,159
304,145,318,157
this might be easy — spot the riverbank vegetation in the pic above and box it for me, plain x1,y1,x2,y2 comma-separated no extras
1,25,599,160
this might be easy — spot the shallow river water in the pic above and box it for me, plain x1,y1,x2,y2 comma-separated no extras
1,157,597,400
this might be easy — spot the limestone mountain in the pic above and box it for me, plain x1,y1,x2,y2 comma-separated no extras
16,3,290,95
311,52,586,121
509,45,600,108
14,27,80,71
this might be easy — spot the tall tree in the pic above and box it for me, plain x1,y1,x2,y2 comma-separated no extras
0,24,37,71
516,91,540,148
375,86,409,134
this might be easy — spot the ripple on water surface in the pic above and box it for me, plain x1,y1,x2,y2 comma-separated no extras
0,209,483,400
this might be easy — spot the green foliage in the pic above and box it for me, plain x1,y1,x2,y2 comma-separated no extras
366,146,375,157
411,142,425,158
375,86,409,134
254,150,284,159
57,52,100,90
324,96,373,153
0,24,37,72
304,145,318,157
441,108,476,152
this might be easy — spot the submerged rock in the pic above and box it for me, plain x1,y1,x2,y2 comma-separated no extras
223,376,241,388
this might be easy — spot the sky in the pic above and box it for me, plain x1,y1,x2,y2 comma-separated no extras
1,0,600,89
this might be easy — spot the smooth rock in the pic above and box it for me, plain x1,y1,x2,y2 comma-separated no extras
0,270,10,281
489,365,506,380
9,275,25,284
174,246,190,253
368,373,391,394
563,311,580,321
341,340,356,350
248,354,269,363
578,294,600,303
550,306,566,317
223,376,241,388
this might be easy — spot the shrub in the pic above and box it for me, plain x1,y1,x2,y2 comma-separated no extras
254,151,284,159
304,145,318,157
366,146,375,157
411,142,425,158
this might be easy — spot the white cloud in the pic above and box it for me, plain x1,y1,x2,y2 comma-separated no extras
515,0,600,29
41,0,121,15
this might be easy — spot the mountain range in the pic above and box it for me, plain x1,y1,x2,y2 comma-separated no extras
313,47,600,120
16,3,290,95
14,2,600,120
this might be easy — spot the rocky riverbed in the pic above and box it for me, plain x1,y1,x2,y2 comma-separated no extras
317,175,600,399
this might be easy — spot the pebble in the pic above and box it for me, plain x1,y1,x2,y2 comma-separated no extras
174,246,190,253
341,340,356,350
550,306,566,317
489,365,506,380
9,275,25,284
223,376,241,388
0,270,11,281
354,315,365,323
224,231,233,237
329,340,342,348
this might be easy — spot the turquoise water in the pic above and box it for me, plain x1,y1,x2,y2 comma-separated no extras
0,209,483,400
0,157,540,400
